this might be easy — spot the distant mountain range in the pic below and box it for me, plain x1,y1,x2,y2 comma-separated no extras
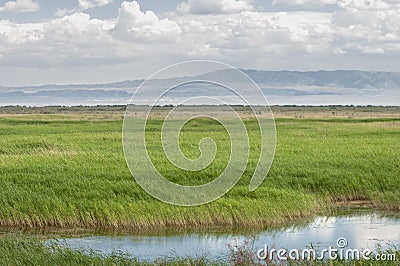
242,70,400,89
1,70,399,106
2,70,400,91
0,80,144,91
1,89,131,98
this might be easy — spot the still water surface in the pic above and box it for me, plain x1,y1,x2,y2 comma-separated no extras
51,212,400,261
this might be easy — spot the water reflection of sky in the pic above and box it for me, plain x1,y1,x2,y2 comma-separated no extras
52,213,400,261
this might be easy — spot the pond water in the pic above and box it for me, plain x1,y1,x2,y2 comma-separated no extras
49,211,400,261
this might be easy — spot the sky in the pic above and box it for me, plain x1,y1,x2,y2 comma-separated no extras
0,0,399,86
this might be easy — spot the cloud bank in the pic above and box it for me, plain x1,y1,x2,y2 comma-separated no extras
0,0,399,85
0,0,39,13
78,0,112,10
177,0,254,14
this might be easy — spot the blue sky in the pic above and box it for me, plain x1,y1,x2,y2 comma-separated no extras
0,0,399,86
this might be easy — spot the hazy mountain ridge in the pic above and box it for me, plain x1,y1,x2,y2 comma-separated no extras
234,70,400,89
2,70,400,91
0,80,144,91
1,90,131,98
1,70,399,106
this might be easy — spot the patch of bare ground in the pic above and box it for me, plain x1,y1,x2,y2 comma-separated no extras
335,200,400,212
335,200,375,209
1,106,400,119
374,122,400,128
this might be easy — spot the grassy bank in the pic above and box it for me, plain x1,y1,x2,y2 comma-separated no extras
0,106,399,229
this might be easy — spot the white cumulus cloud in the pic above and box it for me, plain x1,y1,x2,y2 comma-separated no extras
272,0,400,9
0,0,39,13
78,0,112,10
1,0,400,85
272,0,337,7
113,1,181,42
177,0,253,14
338,0,400,10
54,8,76,17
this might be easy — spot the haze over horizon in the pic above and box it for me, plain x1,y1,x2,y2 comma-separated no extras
1,68,400,88
1,69,399,106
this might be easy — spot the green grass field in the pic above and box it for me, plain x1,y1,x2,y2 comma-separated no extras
0,106,399,230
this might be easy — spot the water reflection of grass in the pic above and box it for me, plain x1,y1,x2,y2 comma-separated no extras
0,236,398,266
0,236,221,266
0,106,399,230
